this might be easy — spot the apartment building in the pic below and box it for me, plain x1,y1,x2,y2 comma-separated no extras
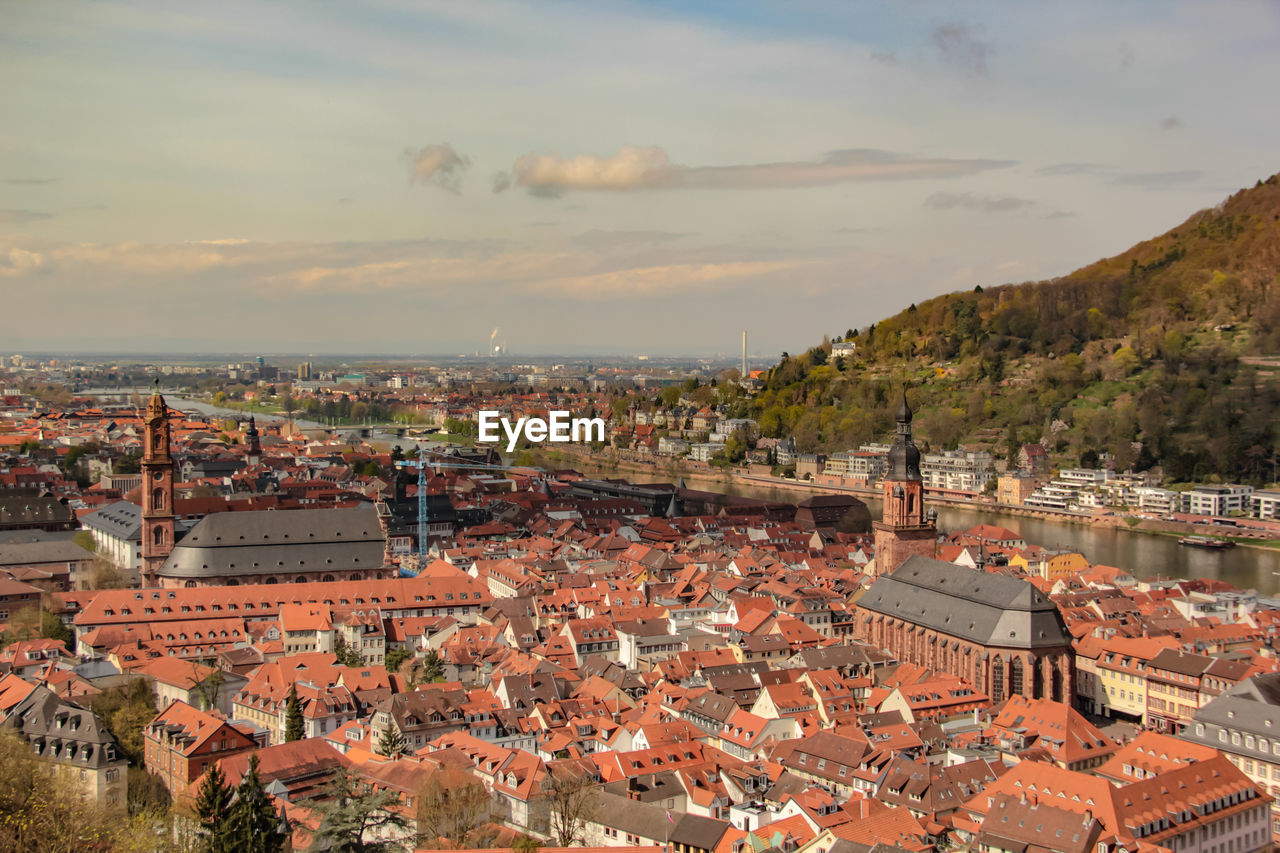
1188,484,1255,517
920,449,994,494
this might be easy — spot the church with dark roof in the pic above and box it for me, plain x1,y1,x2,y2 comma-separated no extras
854,390,1073,703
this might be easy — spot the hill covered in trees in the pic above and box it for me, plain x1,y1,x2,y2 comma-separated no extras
753,172,1280,485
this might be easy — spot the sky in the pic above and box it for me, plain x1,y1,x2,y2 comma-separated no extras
3,0,1279,358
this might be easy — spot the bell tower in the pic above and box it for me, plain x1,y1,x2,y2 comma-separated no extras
871,388,936,578
141,382,175,587
246,415,261,466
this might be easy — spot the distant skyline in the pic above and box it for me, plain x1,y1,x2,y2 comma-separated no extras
3,1,1279,356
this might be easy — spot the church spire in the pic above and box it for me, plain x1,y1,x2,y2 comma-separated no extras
871,384,936,578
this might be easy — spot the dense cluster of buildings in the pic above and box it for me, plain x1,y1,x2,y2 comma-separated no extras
2,382,1280,852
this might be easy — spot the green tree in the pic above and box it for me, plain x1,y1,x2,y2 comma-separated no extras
89,678,158,766
284,683,304,742
384,647,413,676
193,761,236,853
228,755,288,853
335,635,364,667
193,668,225,713
39,611,73,649
309,767,410,853
421,650,445,683
376,724,405,758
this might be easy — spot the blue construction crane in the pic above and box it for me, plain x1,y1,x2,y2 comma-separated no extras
393,447,542,573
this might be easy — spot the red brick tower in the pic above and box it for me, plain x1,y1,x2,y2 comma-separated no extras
872,388,937,578
141,382,175,587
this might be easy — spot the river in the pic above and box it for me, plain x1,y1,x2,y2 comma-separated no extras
546,457,1280,596
86,390,1280,594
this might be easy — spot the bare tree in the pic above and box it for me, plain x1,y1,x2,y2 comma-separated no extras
415,764,493,848
544,759,600,848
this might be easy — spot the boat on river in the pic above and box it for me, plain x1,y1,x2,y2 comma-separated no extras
1178,535,1236,550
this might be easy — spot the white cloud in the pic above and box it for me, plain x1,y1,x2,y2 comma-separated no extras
501,146,1014,196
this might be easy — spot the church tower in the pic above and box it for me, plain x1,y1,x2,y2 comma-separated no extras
245,415,261,466
871,389,937,578
141,383,175,586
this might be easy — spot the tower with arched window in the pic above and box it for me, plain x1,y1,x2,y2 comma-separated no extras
141,383,175,586
871,388,937,578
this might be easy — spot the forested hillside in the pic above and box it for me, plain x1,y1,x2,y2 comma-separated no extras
752,172,1280,484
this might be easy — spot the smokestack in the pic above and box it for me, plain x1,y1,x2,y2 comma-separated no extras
741,330,748,378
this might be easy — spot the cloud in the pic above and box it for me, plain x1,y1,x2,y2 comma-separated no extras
925,192,1034,213
0,247,47,277
871,51,897,65
0,209,53,225
1044,210,1077,219
500,146,1014,195
1037,163,1109,177
502,146,673,196
535,260,799,298
932,23,992,76
403,144,471,192
1159,116,1184,131
337,197,354,206
1118,42,1135,68
1038,164,1201,190
1110,170,1203,188
2,178,58,186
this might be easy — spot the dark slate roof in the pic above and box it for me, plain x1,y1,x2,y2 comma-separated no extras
0,538,95,567
80,500,144,540
1189,673,1280,746
158,504,384,579
857,555,1071,650
3,685,125,770
0,495,75,528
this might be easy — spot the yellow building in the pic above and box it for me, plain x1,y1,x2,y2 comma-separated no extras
1009,549,1089,582
1075,635,1180,721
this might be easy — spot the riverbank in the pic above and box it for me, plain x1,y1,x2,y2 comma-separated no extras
533,446,1280,554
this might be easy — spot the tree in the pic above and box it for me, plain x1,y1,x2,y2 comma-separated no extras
310,766,410,853
0,731,123,852
544,761,600,848
420,649,445,683
512,835,542,853
284,683,304,742
126,766,172,818
89,678,158,766
228,755,288,853
384,647,413,676
335,635,364,668
91,556,127,590
376,724,405,757
193,761,236,853
113,451,142,474
414,764,492,848
39,610,73,648
193,668,225,713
